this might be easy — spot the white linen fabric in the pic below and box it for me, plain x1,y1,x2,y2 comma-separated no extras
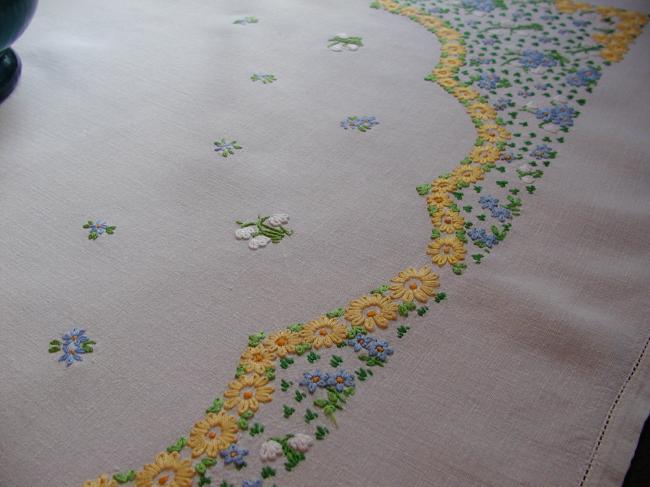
0,1,649,486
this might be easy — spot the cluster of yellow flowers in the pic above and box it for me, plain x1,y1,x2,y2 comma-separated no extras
377,1,510,268
556,1,647,62
83,262,441,487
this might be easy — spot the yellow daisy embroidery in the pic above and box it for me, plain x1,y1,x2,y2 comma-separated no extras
135,452,194,487
83,475,118,487
452,165,485,184
442,44,465,56
440,57,463,69
344,295,398,331
477,123,511,143
437,28,461,40
239,345,275,375
432,67,455,79
600,48,625,62
453,86,480,101
470,144,501,164
223,374,274,415
431,177,457,193
262,329,300,358
427,236,466,267
438,78,458,90
427,191,454,208
187,412,238,458
432,208,465,233
467,103,497,121
299,317,348,349
389,266,439,303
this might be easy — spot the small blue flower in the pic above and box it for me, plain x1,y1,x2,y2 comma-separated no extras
221,444,249,467
479,195,499,210
347,334,376,352
531,144,554,159
61,327,89,345
242,481,263,487
535,104,576,128
490,206,512,223
328,370,355,392
90,220,107,235
300,370,330,393
573,19,589,27
566,68,601,87
341,116,379,132
58,342,85,367
366,340,394,362
83,219,116,240
468,227,499,249
519,50,557,69
477,73,500,90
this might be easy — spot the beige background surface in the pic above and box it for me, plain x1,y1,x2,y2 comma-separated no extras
1,1,649,486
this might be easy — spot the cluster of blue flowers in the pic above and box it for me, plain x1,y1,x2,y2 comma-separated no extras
461,0,496,12
530,144,555,159
479,195,512,223
566,68,601,87
535,104,577,128
300,369,355,393
347,334,394,362
519,49,558,69
477,72,500,90
220,444,249,467
468,227,499,248
57,328,91,367
340,115,379,132
242,480,263,487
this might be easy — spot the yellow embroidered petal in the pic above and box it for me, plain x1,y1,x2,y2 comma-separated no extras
223,374,274,416
470,144,501,164
389,266,439,303
452,165,485,184
344,294,398,332
432,208,465,234
438,78,459,89
83,475,118,487
262,329,300,358
240,345,275,374
467,103,497,121
187,411,238,458
477,123,511,143
299,317,348,349
431,177,457,193
427,236,466,267
427,191,454,208
453,86,480,101
135,452,194,487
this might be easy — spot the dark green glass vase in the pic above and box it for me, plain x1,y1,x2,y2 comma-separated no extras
0,0,39,103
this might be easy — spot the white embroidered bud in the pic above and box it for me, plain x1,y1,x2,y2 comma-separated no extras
288,433,313,453
248,235,271,250
260,440,283,462
267,213,290,227
235,226,258,240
